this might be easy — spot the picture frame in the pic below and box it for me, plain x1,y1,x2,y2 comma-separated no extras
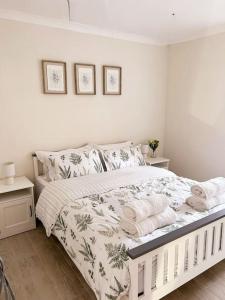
103,65,122,95
74,63,96,95
42,60,67,94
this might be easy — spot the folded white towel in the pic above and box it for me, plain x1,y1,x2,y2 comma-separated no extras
120,207,176,237
191,177,225,200
186,194,225,211
122,194,169,222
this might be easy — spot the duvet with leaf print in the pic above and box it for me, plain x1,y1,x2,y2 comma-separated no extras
36,166,225,300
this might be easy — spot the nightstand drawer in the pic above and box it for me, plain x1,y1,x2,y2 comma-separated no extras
0,195,35,239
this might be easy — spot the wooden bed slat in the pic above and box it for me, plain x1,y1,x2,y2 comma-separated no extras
144,257,152,298
155,251,164,289
206,226,213,259
167,245,175,282
197,229,205,264
188,236,195,270
176,239,185,276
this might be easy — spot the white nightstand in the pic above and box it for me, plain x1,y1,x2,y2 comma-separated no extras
0,176,36,239
145,156,170,170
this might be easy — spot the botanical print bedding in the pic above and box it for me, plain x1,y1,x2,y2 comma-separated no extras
101,145,145,171
37,148,104,181
36,167,225,300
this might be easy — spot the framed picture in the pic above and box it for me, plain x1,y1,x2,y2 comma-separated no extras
42,60,67,94
74,63,96,95
103,65,122,95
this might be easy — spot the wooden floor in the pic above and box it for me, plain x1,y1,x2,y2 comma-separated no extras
1,224,225,300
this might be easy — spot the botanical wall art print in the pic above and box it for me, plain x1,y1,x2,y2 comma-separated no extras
74,63,96,95
103,65,122,95
42,60,67,94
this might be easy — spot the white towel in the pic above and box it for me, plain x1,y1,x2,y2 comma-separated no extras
122,194,169,222
120,207,176,237
191,177,225,200
186,194,225,211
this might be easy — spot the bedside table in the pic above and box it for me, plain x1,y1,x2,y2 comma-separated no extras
145,157,170,170
0,176,36,239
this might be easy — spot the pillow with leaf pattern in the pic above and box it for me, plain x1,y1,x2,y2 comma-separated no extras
101,144,145,171
36,147,104,181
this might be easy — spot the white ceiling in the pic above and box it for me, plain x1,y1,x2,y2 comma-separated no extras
1,0,225,45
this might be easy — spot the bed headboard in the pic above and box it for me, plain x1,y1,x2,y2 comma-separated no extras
32,153,44,178
32,153,49,197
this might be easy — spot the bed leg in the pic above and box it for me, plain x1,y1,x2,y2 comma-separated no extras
129,259,139,300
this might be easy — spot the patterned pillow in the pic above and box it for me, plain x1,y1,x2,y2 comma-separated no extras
94,141,133,171
37,148,103,181
101,145,145,171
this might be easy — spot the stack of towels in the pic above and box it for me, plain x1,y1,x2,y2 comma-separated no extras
186,177,225,211
120,194,176,237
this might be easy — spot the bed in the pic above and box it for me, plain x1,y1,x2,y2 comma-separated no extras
33,149,225,300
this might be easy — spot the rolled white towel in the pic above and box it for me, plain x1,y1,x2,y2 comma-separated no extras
120,207,176,237
186,194,225,211
122,194,169,222
191,177,225,200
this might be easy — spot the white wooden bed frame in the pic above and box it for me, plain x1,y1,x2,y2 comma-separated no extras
32,154,225,300
128,213,225,300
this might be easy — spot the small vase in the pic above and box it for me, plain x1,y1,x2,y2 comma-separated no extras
151,151,157,158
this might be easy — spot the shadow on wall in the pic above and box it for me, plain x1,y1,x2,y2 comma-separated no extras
165,33,225,181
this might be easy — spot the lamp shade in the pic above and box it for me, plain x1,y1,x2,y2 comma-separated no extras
3,162,15,178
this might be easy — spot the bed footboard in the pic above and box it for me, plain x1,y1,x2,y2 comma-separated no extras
128,211,225,300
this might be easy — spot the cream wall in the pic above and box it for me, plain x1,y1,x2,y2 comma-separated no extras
0,19,168,179
165,33,225,180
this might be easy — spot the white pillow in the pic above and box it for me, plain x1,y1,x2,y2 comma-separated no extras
100,144,145,171
36,146,103,181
